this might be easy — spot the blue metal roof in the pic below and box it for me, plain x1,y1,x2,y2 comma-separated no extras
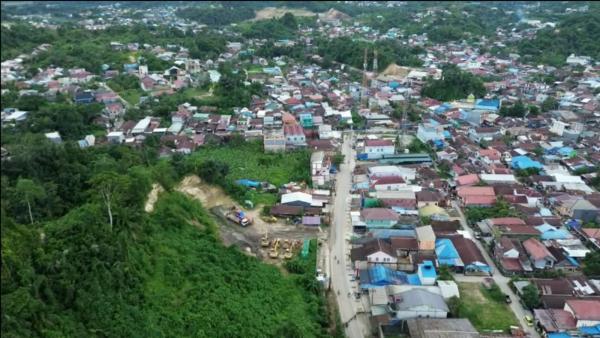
511,156,543,170
435,239,461,266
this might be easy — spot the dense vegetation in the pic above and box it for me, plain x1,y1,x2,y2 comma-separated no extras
464,199,521,224
1,24,227,73
175,6,256,26
2,188,327,337
517,8,600,66
421,64,486,101
237,12,299,40
315,37,424,70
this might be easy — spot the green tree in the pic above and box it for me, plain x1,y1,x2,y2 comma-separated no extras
521,284,541,309
15,178,46,224
541,97,557,112
528,105,540,116
89,171,127,231
447,296,461,317
421,64,486,101
197,160,229,184
582,251,600,277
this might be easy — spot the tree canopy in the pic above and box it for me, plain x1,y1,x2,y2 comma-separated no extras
421,64,486,101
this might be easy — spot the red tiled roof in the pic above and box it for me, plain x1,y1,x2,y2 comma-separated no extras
523,238,554,261
284,124,304,136
464,195,496,206
490,217,526,226
457,186,495,198
565,299,600,321
582,228,600,240
456,174,480,186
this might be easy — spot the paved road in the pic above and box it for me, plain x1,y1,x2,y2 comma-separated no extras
329,132,371,338
451,201,540,338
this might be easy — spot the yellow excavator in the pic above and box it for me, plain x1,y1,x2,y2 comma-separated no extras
269,238,280,259
261,231,270,248
283,241,294,260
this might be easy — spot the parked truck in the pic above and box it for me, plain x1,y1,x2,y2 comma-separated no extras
226,207,253,227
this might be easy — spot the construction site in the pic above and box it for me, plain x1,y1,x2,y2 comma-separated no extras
170,175,327,265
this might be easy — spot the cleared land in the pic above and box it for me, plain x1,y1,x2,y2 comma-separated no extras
253,7,316,21
457,282,519,333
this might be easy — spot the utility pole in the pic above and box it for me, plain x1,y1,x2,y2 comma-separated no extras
361,47,369,110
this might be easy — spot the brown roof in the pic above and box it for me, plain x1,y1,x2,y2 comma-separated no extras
534,309,577,332
270,204,321,216
390,237,419,251
565,299,600,320
443,235,487,266
430,220,461,232
533,278,575,296
350,238,395,261
361,208,399,221
416,190,443,203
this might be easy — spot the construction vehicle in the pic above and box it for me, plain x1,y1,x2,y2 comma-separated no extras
283,248,293,260
261,215,278,223
225,207,253,227
260,233,270,248
269,238,280,259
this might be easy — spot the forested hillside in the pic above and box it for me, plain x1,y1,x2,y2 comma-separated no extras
518,8,600,66
2,185,327,337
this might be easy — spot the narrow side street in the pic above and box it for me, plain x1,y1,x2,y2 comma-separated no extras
452,201,540,338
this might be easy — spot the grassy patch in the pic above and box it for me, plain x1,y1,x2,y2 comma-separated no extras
120,89,144,105
181,87,208,99
188,141,310,206
457,282,519,333
246,65,263,74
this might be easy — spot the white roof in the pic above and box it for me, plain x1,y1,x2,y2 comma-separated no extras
479,174,517,182
107,131,124,137
368,165,402,175
281,192,312,205
45,131,60,138
132,116,152,133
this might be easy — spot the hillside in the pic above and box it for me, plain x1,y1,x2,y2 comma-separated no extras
1,192,326,337
518,9,600,66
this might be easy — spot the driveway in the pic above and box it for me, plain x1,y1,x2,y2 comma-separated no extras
451,200,540,338
329,132,371,338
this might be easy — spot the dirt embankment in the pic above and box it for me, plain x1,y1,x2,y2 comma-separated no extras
146,175,324,263
253,7,316,21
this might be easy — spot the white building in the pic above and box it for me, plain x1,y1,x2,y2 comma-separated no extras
45,131,62,144
364,139,395,157
107,131,125,144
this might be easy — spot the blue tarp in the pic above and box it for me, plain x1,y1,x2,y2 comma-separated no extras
538,226,573,240
547,333,572,338
579,325,600,335
368,265,408,286
236,179,261,188
565,219,582,230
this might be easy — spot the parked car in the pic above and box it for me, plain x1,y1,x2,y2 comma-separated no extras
524,315,533,326
505,295,512,304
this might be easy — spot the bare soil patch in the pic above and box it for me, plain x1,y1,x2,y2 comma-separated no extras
253,7,316,21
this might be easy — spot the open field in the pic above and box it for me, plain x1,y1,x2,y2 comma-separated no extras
457,282,519,333
253,7,316,21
